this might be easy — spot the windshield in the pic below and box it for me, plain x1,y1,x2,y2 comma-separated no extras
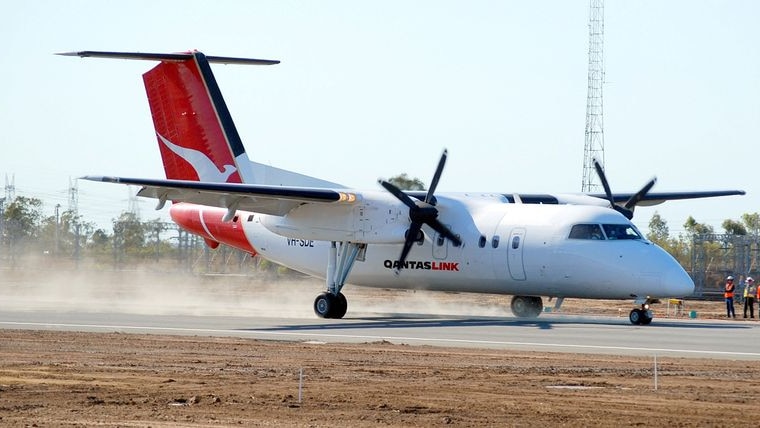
568,224,605,240
602,224,642,240
568,223,643,241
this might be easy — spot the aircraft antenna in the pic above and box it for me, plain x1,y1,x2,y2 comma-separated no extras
581,0,605,192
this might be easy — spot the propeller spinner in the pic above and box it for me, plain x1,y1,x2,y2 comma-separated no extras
379,149,462,273
592,158,657,220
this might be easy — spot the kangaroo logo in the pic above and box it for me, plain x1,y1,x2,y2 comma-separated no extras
157,133,237,182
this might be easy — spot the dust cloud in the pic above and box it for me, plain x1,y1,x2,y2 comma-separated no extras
0,267,514,319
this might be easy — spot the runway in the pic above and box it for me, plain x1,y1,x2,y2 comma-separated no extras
2,309,759,360
2,271,758,360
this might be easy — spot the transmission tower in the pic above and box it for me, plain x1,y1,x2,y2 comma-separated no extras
4,174,15,201
127,188,141,219
68,178,79,216
581,0,605,192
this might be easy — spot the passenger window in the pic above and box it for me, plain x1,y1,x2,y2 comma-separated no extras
478,235,487,248
492,236,500,248
512,236,520,249
247,215,254,222
453,235,462,247
437,235,445,246
568,224,604,240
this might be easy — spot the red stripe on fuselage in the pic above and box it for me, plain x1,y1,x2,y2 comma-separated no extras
170,203,256,255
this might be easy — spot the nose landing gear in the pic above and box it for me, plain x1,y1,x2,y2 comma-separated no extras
629,300,655,325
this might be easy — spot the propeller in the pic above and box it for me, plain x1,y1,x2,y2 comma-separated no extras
379,149,462,273
592,158,657,220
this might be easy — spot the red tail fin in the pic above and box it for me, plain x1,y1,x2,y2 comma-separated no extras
143,52,248,183
58,50,278,183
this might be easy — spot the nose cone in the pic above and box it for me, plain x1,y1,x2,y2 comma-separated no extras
662,263,695,297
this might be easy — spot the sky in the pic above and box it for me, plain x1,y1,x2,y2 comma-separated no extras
1,0,758,235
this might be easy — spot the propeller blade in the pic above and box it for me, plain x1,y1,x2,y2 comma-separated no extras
428,219,462,247
592,157,615,206
378,148,462,273
425,149,448,204
624,177,657,210
395,222,423,273
379,179,417,210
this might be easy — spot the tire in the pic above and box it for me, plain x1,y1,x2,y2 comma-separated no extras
313,292,335,318
333,293,348,319
629,309,642,325
511,296,542,318
511,296,529,317
640,310,653,325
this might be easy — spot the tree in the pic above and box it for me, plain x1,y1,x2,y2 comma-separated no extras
646,211,669,245
388,173,425,191
646,212,690,264
741,212,760,236
683,216,714,237
3,196,44,249
112,212,146,258
89,228,111,255
722,219,747,235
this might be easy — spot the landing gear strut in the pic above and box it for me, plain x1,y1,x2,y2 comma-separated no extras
314,241,365,319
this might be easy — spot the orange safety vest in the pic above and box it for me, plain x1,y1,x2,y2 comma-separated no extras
725,282,735,298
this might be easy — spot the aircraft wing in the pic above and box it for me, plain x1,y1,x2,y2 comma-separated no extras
82,176,356,216
594,190,746,207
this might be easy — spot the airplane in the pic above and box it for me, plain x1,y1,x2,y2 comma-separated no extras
61,50,745,325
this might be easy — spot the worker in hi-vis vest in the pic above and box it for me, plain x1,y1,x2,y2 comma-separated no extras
725,275,736,318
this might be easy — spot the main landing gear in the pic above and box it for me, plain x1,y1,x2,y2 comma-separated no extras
313,241,365,319
510,295,543,318
314,292,348,319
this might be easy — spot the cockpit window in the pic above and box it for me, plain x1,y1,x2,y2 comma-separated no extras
602,224,642,240
568,224,605,240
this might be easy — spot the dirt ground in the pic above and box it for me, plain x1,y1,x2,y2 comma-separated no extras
1,269,759,426
2,330,760,427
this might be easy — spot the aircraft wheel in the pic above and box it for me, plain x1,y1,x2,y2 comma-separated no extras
629,309,643,325
314,292,335,318
528,296,544,317
511,296,542,318
640,310,653,325
313,292,348,319
333,293,348,319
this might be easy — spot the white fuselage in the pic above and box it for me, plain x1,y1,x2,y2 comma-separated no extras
228,193,693,300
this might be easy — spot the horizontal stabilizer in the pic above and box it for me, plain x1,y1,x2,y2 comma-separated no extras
595,190,747,207
56,50,279,65
80,175,354,216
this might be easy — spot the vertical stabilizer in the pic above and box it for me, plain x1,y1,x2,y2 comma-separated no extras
142,52,253,183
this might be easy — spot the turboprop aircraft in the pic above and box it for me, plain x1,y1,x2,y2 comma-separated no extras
62,50,745,325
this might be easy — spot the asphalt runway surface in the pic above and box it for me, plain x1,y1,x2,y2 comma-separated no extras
2,271,758,360
2,309,759,360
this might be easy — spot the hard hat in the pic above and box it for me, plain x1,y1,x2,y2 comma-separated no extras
727,275,734,280
748,277,754,283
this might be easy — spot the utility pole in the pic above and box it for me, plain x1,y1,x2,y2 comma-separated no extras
581,0,605,192
55,204,61,256
0,197,5,262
